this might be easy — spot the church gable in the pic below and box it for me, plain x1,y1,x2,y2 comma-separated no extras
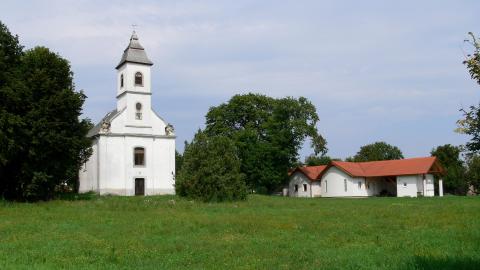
105,107,171,136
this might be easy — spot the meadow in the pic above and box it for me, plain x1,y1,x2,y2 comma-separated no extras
0,194,479,269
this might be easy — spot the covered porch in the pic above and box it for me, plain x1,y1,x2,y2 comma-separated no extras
365,174,444,197
365,176,397,197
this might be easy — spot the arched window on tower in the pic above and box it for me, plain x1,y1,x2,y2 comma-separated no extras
120,74,124,88
135,102,142,120
135,72,143,86
134,147,145,166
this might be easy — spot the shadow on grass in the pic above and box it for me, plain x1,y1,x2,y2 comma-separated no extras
55,191,98,201
408,256,479,270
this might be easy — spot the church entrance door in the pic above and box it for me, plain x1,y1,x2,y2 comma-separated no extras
135,178,145,195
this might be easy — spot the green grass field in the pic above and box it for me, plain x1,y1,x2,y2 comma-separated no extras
0,195,479,269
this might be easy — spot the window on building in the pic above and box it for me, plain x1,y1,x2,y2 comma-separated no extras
294,185,298,192
135,102,142,120
403,182,407,187
325,180,327,193
358,181,362,189
303,184,307,192
135,72,143,86
134,147,145,166
120,74,124,88
344,179,347,192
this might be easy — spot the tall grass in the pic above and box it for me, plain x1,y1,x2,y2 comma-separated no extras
0,195,479,269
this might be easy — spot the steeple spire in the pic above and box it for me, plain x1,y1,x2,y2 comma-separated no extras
116,31,153,69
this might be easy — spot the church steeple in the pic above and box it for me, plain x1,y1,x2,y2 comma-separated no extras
116,31,153,69
115,31,153,118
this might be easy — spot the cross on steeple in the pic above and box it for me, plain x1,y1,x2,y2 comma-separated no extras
131,24,138,32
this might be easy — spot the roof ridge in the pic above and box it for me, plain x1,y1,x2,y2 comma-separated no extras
354,156,435,165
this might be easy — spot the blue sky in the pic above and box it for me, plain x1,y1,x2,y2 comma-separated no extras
1,0,479,160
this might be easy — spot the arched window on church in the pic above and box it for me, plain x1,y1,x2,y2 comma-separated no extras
134,147,145,166
135,102,142,120
135,72,143,86
120,74,124,88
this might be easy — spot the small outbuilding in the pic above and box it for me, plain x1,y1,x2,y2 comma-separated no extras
288,157,445,198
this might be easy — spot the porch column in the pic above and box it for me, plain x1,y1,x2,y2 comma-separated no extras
422,176,426,196
439,178,444,197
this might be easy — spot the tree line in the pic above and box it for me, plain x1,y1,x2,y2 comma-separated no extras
0,22,91,201
1,18,479,202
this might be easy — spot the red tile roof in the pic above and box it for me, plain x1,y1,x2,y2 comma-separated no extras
289,165,327,181
292,157,444,180
331,157,443,177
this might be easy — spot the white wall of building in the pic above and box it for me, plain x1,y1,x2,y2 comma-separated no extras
287,167,439,198
79,141,98,193
396,175,420,197
116,63,152,97
396,174,434,197
320,167,368,197
311,182,322,197
425,174,435,197
288,172,313,197
82,111,175,196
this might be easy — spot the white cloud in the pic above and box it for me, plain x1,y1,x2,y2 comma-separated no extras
1,0,479,158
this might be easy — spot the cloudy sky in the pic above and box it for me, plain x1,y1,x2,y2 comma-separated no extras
1,0,479,160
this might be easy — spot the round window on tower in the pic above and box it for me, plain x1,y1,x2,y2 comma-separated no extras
136,102,142,111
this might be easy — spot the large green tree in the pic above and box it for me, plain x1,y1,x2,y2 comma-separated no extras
0,22,92,201
431,144,468,195
464,32,480,85
349,141,403,162
304,155,340,166
176,130,246,202
457,32,480,153
205,93,326,193
465,154,480,193
175,150,183,175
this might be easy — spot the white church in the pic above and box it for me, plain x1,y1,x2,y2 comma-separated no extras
79,32,176,196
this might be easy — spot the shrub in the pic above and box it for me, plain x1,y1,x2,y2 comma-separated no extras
176,130,247,202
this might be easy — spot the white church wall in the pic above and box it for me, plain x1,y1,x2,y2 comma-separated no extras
98,136,127,195
124,92,153,128
150,110,168,134
150,137,175,194
109,110,125,134
117,63,151,97
94,135,174,195
79,141,98,193
111,104,167,136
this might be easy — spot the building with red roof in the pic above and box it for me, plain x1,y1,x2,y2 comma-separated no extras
288,157,445,197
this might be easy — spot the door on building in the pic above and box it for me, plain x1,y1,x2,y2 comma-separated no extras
135,178,145,196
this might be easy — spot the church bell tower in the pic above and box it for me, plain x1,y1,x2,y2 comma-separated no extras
115,31,154,126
